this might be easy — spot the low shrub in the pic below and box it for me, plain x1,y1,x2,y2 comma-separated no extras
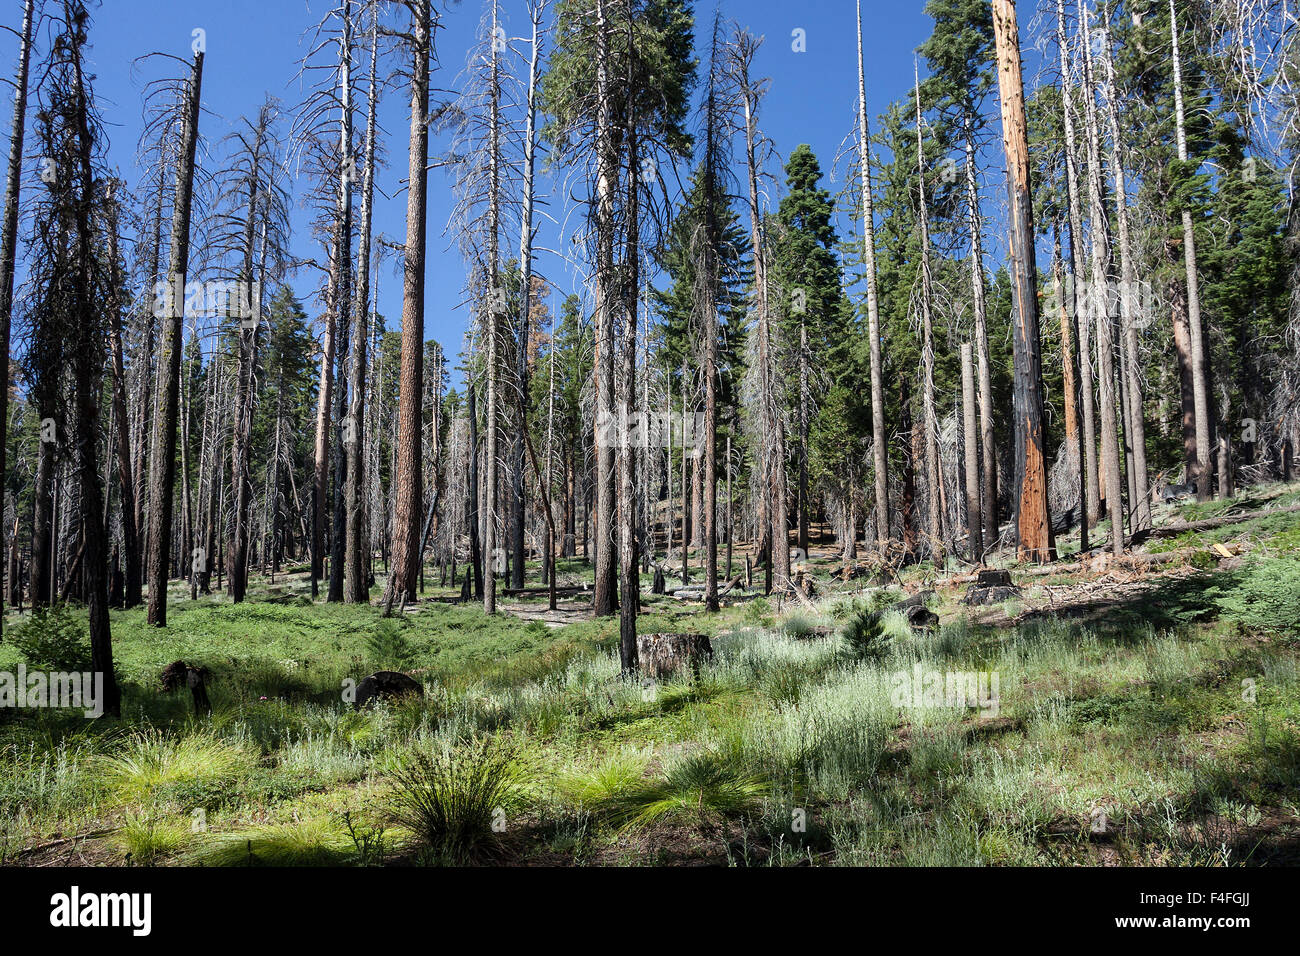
5,606,92,672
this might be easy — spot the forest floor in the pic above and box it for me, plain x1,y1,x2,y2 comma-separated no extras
3,484,1300,867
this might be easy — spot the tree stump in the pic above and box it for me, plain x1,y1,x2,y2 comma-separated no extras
965,585,1022,607
892,590,935,613
160,661,211,716
652,566,666,595
636,633,713,680
354,671,423,710
905,605,939,631
975,569,1013,588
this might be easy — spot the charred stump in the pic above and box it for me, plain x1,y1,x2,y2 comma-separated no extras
354,671,423,710
161,660,212,716
636,633,713,680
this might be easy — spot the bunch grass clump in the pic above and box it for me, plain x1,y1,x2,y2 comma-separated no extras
96,730,257,805
565,748,770,830
188,817,353,867
385,735,529,861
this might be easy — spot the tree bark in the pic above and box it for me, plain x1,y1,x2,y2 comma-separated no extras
961,343,982,559
0,0,34,631
1080,5,1124,557
914,71,943,569
856,2,890,551
345,12,377,604
146,50,203,627
1100,17,1151,532
387,1,431,609
1169,0,1213,500
1057,0,1096,544
992,0,1055,562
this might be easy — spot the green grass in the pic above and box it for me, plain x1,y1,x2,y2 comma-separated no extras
3,506,1300,866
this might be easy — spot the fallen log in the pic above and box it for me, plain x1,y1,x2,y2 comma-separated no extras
1132,504,1300,542
502,585,589,599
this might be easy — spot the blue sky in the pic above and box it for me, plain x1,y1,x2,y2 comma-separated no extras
1,0,1021,378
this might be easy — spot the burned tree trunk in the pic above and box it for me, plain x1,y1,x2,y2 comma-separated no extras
0,0,34,631
146,50,204,627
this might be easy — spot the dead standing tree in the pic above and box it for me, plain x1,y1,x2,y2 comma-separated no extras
27,0,122,712
913,64,943,569
145,45,204,627
1079,3,1125,556
1055,0,1097,546
0,0,35,629
293,0,357,602
855,0,890,553
725,26,786,594
447,0,517,616
345,2,384,605
213,101,291,602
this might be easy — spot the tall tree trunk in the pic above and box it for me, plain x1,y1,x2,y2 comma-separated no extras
227,120,269,604
0,0,34,631
345,11,378,604
67,21,120,714
914,70,943,570
963,117,997,556
146,50,203,627
961,343,982,560
992,0,1055,562
387,0,431,610
590,0,618,617
617,109,641,668
512,2,545,592
796,317,809,555
1057,0,1096,544
1080,6,1124,556
482,1,505,616
329,1,355,603
106,196,141,608
312,258,336,598
1100,16,1151,532
734,37,782,593
1169,0,1213,500
856,2,889,551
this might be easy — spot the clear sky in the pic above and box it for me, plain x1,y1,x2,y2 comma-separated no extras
1,0,1025,380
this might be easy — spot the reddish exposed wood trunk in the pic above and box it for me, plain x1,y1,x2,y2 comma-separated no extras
992,0,1055,562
